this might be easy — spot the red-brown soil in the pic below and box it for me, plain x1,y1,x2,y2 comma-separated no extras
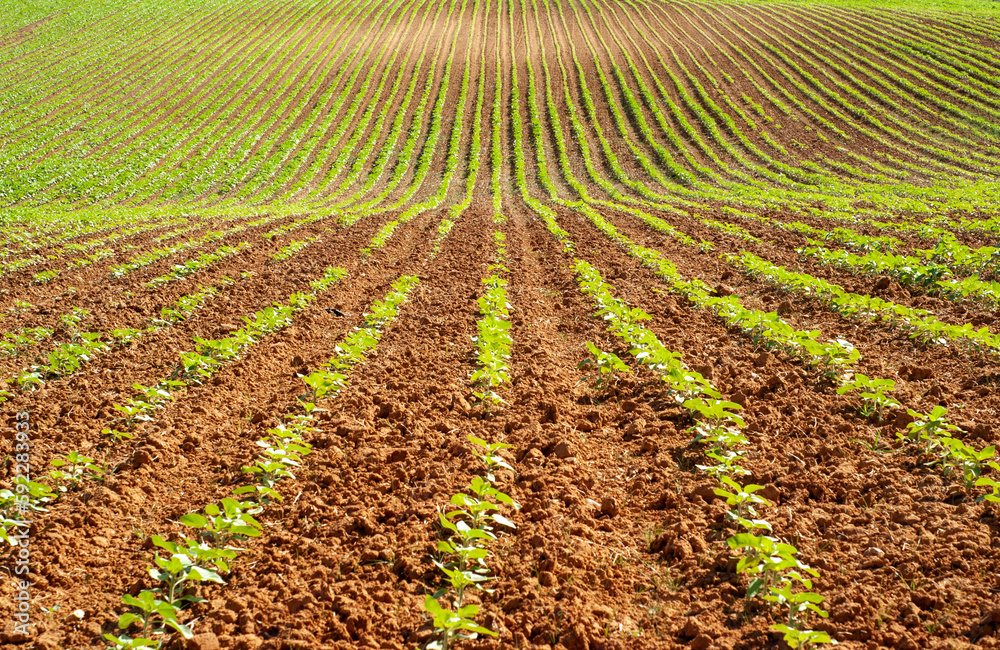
2,1,999,649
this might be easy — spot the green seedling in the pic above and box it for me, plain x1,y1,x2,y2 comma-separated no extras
837,375,899,418
975,466,1000,504
807,338,860,381
0,478,55,540
934,438,995,487
899,406,962,451
149,545,225,611
697,449,750,480
103,428,135,444
850,430,892,454
301,369,348,401
728,534,818,602
15,370,44,390
715,476,772,532
578,342,630,391
445,476,519,535
468,436,514,482
686,398,746,447
33,269,58,284
59,307,90,331
49,451,104,485
424,594,497,650
133,381,182,407
104,590,189,649
152,535,236,573
177,351,219,382
770,627,837,649
180,497,263,549
766,577,829,630
112,399,157,424
44,335,107,376
111,328,143,344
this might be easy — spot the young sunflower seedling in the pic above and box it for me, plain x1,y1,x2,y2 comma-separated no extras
103,428,136,444
728,534,818,603
697,449,750,480
0,477,55,545
59,307,90,333
770,627,837,650
578,342,630,392
425,437,519,649
686,398,747,448
468,436,514,482
899,406,962,450
975,467,1000,505
147,551,224,610
104,591,191,649
766,576,831,646
49,451,104,486
179,497,264,550
237,438,310,504
152,535,236,573
715,476,772,533
836,375,899,419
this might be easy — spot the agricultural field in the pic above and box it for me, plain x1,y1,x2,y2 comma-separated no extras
1,0,999,648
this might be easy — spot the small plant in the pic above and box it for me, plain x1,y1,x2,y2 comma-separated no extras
301,369,348,401
0,477,55,543
686,398,746,446
425,437,519,649
714,476,772,532
770,627,837,650
468,436,514,482
103,591,190,649
837,374,899,418
111,328,144,344
271,237,318,262
578,342,630,391
766,577,830,641
59,307,91,332
49,451,104,485
975,468,1000,504
728,534,818,602
697,448,750,480
33,269,59,284
179,497,264,550
147,551,224,608
899,405,961,451
177,351,219,382
471,275,513,408
103,428,135,444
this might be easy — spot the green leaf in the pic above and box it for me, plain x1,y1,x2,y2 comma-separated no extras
117,613,141,630
179,513,207,528
492,513,516,528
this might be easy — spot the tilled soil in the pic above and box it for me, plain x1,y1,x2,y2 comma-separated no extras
2,201,997,650
3,0,1000,649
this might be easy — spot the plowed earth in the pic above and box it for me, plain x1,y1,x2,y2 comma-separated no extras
2,0,1000,649
1,199,997,650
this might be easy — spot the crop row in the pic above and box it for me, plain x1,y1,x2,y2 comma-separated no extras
572,258,836,648
5,0,999,217
728,251,1000,353
799,243,1000,308
98,272,423,649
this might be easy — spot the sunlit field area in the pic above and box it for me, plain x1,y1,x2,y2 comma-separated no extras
1,0,1000,648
